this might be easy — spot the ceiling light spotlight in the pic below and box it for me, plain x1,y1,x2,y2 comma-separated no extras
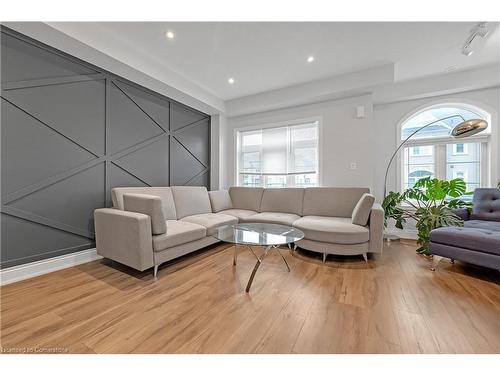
461,22,489,56
307,56,315,63
228,78,235,84
473,22,489,38
462,43,474,56
166,31,175,39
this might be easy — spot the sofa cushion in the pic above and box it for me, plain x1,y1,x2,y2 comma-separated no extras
112,187,177,219
430,226,500,256
171,186,212,219
181,213,238,235
248,212,301,226
293,216,369,244
464,220,500,232
229,187,264,211
351,193,375,226
302,187,370,217
209,190,233,212
153,220,206,252
259,188,305,215
123,193,166,235
218,209,258,222
470,188,500,222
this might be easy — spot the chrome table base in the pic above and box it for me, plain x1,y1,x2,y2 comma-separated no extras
233,244,291,293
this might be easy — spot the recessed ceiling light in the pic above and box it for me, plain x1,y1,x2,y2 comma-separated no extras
462,44,473,56
228,78,235,84
166,31,175,40
307,56,315,63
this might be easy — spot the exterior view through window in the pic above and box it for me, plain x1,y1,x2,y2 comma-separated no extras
401,104,490,197
237,121,319,188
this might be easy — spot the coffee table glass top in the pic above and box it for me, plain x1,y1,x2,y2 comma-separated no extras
213,223,304,246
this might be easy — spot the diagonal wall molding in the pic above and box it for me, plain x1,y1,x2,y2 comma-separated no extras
1,26,211,269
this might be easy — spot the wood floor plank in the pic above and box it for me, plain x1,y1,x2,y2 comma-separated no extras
1,240,499,353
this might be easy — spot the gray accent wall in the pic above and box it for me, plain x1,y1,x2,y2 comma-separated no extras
0,27,211,268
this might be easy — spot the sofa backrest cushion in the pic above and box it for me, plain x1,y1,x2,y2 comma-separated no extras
470,188,500,222
351,193,375,226
229,187,264,211
259,188,305,215
123,193,167,235
171,186,212,219
302,187,370,218
209,190,233,212
111,187,177,220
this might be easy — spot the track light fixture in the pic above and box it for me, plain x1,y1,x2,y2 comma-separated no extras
462,22,489,56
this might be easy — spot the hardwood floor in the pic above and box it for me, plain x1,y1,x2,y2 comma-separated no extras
1,240,499,354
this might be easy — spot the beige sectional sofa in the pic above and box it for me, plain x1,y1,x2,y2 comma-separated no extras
94,186,384,278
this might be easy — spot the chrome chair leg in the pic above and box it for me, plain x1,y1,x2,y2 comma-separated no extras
153,265,159,279
362,253,368,262
322,253,327,263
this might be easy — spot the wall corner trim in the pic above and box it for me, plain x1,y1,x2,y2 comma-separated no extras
0,248,102,286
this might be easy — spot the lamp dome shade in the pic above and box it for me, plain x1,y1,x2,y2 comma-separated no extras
451,119,488,138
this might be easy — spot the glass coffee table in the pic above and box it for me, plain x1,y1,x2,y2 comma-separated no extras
213,223,304,292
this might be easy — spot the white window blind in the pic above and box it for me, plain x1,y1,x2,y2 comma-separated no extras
237,121,319,188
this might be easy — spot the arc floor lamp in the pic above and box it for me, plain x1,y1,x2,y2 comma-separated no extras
383,115,488,198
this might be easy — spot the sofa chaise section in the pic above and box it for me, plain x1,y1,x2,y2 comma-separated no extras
429,188,500,271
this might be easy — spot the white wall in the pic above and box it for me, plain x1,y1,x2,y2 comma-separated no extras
223,85,500,205
224,95,374,190
210,114,228,190
374,87,500,201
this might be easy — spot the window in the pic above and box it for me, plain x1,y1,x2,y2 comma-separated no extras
452,143,467,155
400,104,490,196
237,121,319,188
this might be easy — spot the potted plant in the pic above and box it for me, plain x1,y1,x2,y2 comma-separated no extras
382,177,472,255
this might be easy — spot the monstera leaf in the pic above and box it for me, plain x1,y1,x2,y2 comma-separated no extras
383,177,472,255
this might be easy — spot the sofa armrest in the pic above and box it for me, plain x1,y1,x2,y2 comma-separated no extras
94,208,154,271
368,203,384,253
452,207,470,221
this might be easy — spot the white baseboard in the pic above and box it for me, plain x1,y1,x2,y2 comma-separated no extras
0,248,102,286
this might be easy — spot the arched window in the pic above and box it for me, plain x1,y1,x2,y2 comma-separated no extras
400,104,491,194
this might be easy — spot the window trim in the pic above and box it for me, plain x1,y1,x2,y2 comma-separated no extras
233,116,323,187
396,101,495,193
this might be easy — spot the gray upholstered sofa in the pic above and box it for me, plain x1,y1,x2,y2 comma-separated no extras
429,188,500,271
94,186,384,278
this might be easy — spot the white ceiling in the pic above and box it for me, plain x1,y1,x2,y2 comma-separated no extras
48,22,500,101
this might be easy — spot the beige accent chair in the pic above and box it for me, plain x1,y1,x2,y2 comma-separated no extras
94,186,384,278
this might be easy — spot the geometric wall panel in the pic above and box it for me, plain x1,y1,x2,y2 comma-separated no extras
170,101,207,131
114,137,170,186
3,79,106,155
0,213,92,269
1,26,210,268
107,163,149,206
174,118,210,166
187,171,209,187
8,163,105,234
1,32,98,84
170,137,207,185
114,80,170,131
1,98,97,196
108,82,165,154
